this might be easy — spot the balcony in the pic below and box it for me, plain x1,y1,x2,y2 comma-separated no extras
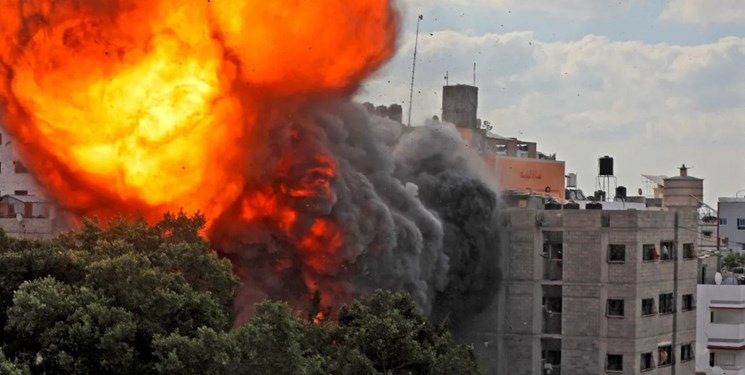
708,323,745,349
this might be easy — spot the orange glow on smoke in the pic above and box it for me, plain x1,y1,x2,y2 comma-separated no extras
0,0,397,225
0,0,397,311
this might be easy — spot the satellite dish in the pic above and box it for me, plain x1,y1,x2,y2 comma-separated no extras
638,188,643,196
716,272,723,285
712,366,724,375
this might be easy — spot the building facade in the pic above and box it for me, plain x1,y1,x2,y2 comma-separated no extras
0,128,66,239
718,198,745,254
696,284,745,374
483,208,699,375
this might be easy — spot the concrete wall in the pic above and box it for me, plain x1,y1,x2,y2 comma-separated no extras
0,130,46,197
442,85,478,130
719,200,745,254
496,208,699,375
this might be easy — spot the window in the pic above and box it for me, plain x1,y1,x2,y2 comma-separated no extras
13,190,27,196
643,244,657,261
640,352,654,371
608,244,625,263
658,345,673,367
660,241,675,260
702,230,713,238
13,161,28,174
683,243,695,259
642,298,656,316
606,354,623,372
738,218,745,230
659,293,674,314
681,343,693,362
607,299,624,318
709,352,715,367
721,218,728,225
682,294,694,311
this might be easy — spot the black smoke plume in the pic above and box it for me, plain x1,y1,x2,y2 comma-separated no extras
211,100,501,327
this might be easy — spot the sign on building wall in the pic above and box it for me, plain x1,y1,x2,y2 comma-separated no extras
485,156,566,202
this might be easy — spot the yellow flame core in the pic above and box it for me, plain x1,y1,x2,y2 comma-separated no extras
0,0,397,224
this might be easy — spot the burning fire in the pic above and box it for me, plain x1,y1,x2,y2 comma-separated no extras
0,1,398,311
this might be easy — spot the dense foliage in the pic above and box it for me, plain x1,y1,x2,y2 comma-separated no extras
0,212,483,374
723,251,745,271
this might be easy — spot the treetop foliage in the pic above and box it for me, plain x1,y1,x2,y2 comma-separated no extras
0,211,483,374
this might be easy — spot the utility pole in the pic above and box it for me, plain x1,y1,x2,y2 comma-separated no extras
407,15,423,127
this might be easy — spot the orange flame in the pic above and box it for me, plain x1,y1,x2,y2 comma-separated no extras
0,1,398,228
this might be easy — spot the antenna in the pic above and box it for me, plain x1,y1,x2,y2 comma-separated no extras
444,71,449,86
407,15,423,128
473,62,476,86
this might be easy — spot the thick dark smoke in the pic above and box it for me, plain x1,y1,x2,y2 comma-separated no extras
212,100,500,326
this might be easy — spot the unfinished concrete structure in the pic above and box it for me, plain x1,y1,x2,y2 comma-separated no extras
485,208,699,374
0,128,66,239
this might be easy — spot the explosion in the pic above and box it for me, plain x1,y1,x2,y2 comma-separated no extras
0,0,500,325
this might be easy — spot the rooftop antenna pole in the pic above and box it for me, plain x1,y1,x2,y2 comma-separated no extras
407,14,423,127
445,71,449,86
473,62,476,86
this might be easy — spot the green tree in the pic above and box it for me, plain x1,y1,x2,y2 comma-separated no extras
1,211,237,374
0,213,483,374
315,290,483,375
723,251,745,271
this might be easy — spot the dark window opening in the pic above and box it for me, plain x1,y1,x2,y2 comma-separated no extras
660,241,675,260
643,244,658,261
683,243,695,259
659,293,674,314
738,218,745,230
720,218,728,225
640,352,654,371
606,354,623,372
681,343,693,362
607,299,624,318
13,190,28,196
709,352,715,367
608,244,625,263
13,161,28,174
642,298,656,316
682,294,694,311
703,230,713,238
658,345,673,367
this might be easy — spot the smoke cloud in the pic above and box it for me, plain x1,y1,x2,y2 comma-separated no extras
212,101,501,326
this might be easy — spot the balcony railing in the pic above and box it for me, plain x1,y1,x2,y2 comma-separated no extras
708,323,745,349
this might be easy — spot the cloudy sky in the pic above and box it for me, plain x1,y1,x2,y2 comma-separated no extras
357,0,745,205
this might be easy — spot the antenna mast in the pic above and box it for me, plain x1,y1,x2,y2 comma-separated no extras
473,62,476,86
407,15,423,127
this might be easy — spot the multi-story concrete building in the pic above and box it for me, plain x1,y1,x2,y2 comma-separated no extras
696,284,745,374
717,197,745,255
487,208,699,375
0,128,66,239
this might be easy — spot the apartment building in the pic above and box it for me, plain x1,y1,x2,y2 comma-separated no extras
695,285,745,374
489,208,699,375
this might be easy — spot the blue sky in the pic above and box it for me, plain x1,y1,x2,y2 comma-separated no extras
358,0,745,205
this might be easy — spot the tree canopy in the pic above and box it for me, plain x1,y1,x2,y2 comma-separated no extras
0,212,483,374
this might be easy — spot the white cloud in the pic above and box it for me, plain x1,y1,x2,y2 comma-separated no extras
660,0,745,24
399,0,636,20
357,31,745,204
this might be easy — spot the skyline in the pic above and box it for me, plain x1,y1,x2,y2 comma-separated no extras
358,0,745,205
